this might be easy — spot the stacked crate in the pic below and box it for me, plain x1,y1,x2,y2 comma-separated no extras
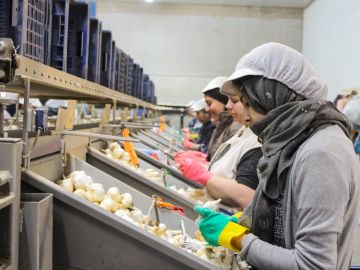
100,30,112,88
87,18,102,83
51,0,69,71
1,0,52,64
66,0,90,79
118,49,127,93
125,56,134,95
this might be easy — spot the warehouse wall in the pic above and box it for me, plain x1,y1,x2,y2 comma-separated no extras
97,2,303,105
303,0,360,100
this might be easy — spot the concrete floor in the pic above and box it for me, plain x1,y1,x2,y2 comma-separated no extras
352,225,360,265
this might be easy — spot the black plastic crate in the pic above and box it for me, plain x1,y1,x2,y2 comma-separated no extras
1,0,52,64
87,18,101,83
125,56,134,95
100,30,112,88
50,0,69,71
67,0,90,79
109,40,116,89
113,47,121,91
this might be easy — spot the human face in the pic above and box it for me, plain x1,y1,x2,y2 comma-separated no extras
204,95,225,123
225,95,250,125
196,110,210,124
238,92,266,125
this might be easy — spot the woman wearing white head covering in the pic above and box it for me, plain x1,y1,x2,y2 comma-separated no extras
194,43,360,270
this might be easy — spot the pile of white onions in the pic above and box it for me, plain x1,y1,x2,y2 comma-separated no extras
57,170,238,269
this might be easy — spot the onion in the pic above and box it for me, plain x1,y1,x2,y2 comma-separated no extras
58,178,74,193
73,174,93,190
109,142,120,151
86,183,105,202
121,151,130,162
73,189,87,199
107,187,122,203
112,147,125,159
99,197,117,212
120,193,133,208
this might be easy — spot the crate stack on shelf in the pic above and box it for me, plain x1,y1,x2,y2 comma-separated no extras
1,0,52,65
100,30,112,88
88,18,102,83
125,55,134,95
0,0,157,105
110,40,117,90
67,0,90,79
118,49,127,93
51,0,69,71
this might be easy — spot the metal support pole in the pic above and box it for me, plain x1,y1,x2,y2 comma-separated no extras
0,104,5,138
112,100,117,122
22,77,30,168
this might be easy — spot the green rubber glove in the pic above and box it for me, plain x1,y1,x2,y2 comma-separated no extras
194,206,248,251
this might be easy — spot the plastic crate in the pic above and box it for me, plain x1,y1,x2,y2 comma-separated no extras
125,56,134,95
87,18,101,83
67,0,90,79
142,74,150,101
118,49,127,92
109,40,116,89
1,0,52,64
100,30,112,88
149,80,155,103
131,63,139,96
50,0,69,71
0,0,11,38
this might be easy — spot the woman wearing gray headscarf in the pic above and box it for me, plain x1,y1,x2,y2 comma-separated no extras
194,43,360,269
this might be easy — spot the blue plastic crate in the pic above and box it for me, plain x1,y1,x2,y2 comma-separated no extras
67,0,90,79
109,40,116,89
1,0,52,64
113,47,121,91
100,30,112,88
0,0,11,38
51,0,69,71
125,56,134,94
141,74,150,100
87,18,101,83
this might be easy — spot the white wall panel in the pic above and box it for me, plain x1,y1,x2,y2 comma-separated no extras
98,3,302,104
303,0,360,100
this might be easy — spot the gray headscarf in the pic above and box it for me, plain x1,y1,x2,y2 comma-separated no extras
236,76,351,244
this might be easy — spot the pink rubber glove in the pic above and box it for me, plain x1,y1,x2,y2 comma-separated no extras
175,151,207,164
182,140,197,150
187,151,207,159
177,157,213,186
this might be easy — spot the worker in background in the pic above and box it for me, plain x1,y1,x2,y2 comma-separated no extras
342,91,360,155
176,81,262,209
185,100,202,133
202,77,241,161
195,43,360,270
182,99,214,153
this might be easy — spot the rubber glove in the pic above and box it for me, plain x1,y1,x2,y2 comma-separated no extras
175,151,207,164
182,140,198,150
194,206,248,251
177,157,213,185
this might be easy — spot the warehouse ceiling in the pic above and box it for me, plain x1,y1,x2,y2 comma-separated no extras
98,0,314,8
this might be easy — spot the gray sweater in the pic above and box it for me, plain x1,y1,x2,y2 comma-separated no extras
240,125,360,270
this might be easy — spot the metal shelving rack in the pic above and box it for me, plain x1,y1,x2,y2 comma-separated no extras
7,55,157,110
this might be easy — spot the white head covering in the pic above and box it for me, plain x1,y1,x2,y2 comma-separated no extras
221,42,328,99
191,98,206,112
202,76,228,93
186,100,197,107
343,93,360,126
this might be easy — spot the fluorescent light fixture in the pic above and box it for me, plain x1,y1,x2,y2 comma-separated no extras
145,0,154,2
